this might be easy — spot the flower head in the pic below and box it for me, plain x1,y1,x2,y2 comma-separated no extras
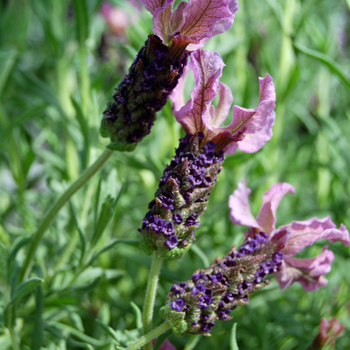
139,133,224,259
171,49,276,154
229,180,349,291
141,0,238,49
160,231,284,335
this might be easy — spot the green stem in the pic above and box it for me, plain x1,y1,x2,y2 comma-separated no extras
126,322,171,350
142,254,163,350
18,148,114,283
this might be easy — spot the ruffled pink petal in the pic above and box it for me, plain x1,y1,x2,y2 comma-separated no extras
228,180,262,229
211,0,239,37
169,1,187,33
274,247,334,292
210,82,233,127
152,3,174,43
256,183,295,233
176,0,237,45
172,49,224,135
170,63,190,113
223,74,276,155
278,217,350,257
141,0,173,14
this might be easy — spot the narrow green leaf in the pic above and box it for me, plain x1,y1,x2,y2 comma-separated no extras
48,321,104,346
19,71,68,119
71,96,90,168
95,319,121,344
293,42,350,94
7,235,31,284
190,244,210,267
93,178,102,230
67,337,94,350
230,323,239,350
86,239,139,267
0,49,17,97
69,201,86,266
10,277,43,306
184,335,201,350
90,196,114,248
130,302,142,331
72,0,89,45
30,284,44,350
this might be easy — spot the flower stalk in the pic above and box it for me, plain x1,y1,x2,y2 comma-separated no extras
125,322,171,350
142,254,163,350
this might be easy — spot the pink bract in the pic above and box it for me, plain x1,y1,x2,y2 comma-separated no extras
171,49,276,155
141,0,238,48
228,180,349,291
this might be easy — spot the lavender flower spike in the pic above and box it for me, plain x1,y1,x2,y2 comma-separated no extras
160,232,285,335
101,1,238,151
139,51,276,259
229,180,349,292
171,49,276,154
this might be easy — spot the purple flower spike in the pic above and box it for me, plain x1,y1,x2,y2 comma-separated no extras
171,50,276,155
228,180,349,292
141,0,238,48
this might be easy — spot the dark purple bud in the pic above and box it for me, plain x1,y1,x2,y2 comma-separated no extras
164,221,176,236
200,322,215,333
170,298,185,311
164,235,178,250
191,283,206,295
172,214,183,225
171,282,188,295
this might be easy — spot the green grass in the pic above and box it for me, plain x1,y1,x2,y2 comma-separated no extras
0,0,349,349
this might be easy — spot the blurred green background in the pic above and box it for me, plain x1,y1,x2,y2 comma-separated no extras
0,0,349,349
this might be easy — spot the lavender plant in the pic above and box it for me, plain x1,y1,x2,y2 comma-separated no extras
2,1,350,349
139,49,276,259
100,0,238,151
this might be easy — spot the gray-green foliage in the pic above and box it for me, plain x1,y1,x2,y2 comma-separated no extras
0,0,349,349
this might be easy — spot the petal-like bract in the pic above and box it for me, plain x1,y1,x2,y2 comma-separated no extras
142,0,238,46
228,179,261,229
256,183,295,233
229,181,349,292
172,50,276,154
278,218,349,257
274,247,334,291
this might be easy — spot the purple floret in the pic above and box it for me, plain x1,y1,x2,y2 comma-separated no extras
184,213,199,226
198,294,213,310
209,272,223,284
200,321,215,333
218,308,232,320
164,235,178,250
170,298,185,311
192,271,204,282
172,213,183,225
171,282,188,295
164,221,176,236
191,283,206,295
